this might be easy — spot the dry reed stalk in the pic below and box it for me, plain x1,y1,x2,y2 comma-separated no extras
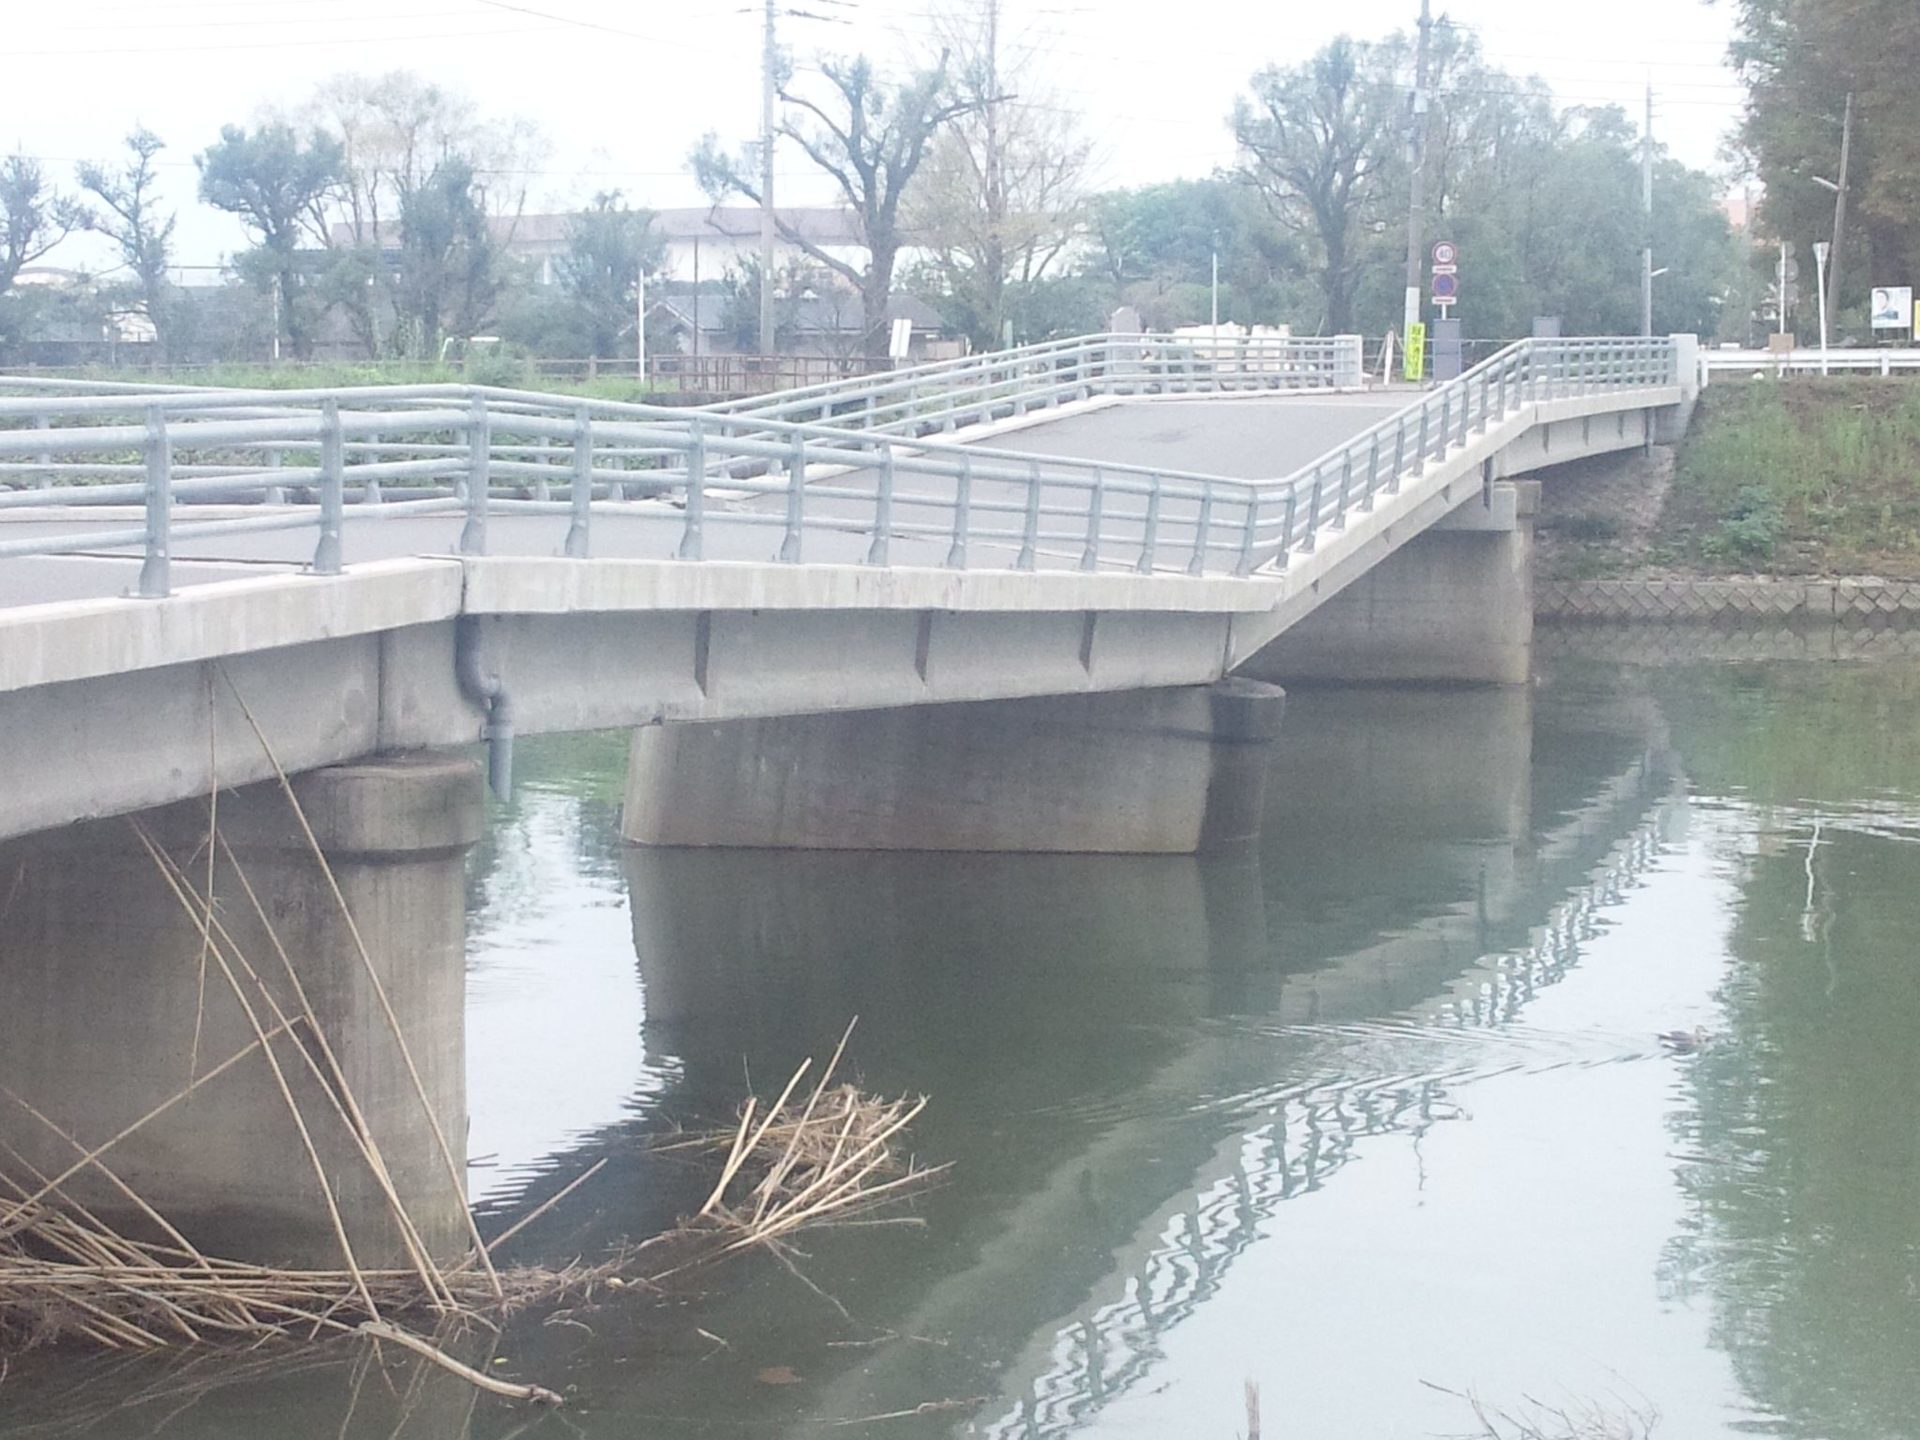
1,682,941,1409
1,1021,940,1406
135,827,452,1313
215,667,502,1299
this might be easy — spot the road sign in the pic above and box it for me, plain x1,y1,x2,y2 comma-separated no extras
1404,322,1427,382
1432,241,1458,267
1871,285,1914,331
1431,272,1459,302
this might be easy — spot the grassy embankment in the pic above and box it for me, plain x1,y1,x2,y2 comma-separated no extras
1544,378,1920,580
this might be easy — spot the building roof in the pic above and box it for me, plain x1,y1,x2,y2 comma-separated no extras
327,206,867,253
659,289,944,336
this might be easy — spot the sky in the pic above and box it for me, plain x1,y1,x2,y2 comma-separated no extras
10,0,1744,277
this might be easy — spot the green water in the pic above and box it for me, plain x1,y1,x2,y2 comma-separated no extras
4,656,1918,1438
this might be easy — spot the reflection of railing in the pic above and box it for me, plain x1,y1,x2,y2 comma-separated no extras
981,786,1681,1440
0,334,1677,593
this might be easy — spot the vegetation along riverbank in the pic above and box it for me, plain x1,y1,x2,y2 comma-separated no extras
1538,377,1920,590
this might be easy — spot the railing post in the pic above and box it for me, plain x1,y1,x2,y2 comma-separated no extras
1417,404,1432,471
1301,466,1323,553
137,405,171,599
1136,473,1162,573
865,443,894,566
1333,451,1352,528
779,433,806,563
1080,467,1105,572
678,419,708,560
313,398,344,575
1278,485,1298,568
459,396,489,555
1437,393,1451,459
1364,432,1381,508
34,412,51,490
363,429,383,504
1235,488,1259,576
1391,417,1407,492
1188,480,1215,575
531,436,551,503
946,456,973,568
565,405,593,559
1016,461,1042,570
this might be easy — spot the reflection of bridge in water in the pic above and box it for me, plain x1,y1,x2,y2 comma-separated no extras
976,770,1679,1439
442,679,1685,1437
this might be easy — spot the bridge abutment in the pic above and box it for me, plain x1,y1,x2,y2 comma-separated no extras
619,678,1286,854
1243,481,1537,686
0,751,481,1268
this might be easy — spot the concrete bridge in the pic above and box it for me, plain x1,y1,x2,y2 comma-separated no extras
0,330,1699,1268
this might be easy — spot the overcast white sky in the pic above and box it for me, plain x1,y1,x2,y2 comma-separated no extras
11,0,1742,276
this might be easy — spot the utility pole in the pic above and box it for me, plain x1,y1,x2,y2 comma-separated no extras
759,0,777,356
1641,84,1654,338
983,0,1006,349
1777,241,1789,338
1402,0,1433,339
1826,90,1853,332
1211,231,1220,353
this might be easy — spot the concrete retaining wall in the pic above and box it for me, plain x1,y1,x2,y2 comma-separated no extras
1537,576,1920,623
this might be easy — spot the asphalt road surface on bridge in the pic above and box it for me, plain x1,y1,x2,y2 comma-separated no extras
0,393,1410,609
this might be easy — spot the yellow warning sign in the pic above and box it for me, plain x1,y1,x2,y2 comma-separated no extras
1403,323,1427,383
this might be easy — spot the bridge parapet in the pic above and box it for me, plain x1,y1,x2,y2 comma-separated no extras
0,334,1682,595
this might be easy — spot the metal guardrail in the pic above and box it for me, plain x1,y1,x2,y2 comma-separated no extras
1705,347,1920,377
704,332,1369,432
0,335,1676,599
1263,336,1675,557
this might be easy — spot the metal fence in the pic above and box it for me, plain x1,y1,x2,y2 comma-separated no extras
1704,347,1920,377
0,334,1675,598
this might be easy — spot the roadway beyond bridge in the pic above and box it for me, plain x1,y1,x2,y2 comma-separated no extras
0,331,1699,1266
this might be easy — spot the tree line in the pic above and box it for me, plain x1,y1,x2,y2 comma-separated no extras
0,2,1763,368
1730,0,1920,335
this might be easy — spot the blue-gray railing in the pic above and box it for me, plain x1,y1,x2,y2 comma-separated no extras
0,334,1677,597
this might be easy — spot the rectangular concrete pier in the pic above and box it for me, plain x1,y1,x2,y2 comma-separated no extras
621,680,1285,854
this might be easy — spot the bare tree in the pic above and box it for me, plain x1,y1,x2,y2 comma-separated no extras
909,0,1094,350
299,72,548,356
1231,39,1394,333
0,156,85,296
77,129,176,358
694,54,979,356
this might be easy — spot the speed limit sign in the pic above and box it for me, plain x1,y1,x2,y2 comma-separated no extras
1432,241,1458,267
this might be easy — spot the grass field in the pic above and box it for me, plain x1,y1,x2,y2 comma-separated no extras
1661,379,1920,577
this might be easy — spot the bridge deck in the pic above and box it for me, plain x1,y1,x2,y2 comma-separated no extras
0,394,1408,608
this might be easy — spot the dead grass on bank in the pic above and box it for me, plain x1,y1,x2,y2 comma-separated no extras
0,671,939,1408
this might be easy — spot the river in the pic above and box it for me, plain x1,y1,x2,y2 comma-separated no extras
4,650,1917,1439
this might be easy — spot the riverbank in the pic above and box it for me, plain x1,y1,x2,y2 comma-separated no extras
1537,378,1920,612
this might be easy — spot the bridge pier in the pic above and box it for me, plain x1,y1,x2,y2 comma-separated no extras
1244,481,1537,686
619,678,1286,854
0,752,481,1268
